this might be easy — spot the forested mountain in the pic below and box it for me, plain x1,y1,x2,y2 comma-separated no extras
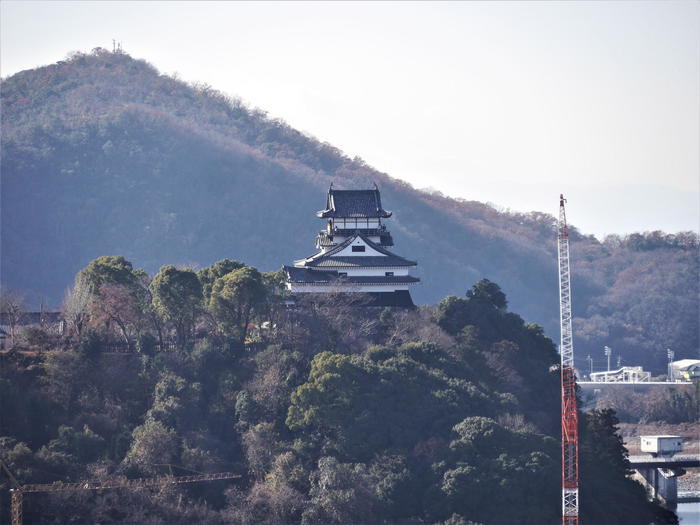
1,48,697,373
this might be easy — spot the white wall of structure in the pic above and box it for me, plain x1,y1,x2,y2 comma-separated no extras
332,267,410,276
325,235,381,248
333,238,384,257
290,283,410,293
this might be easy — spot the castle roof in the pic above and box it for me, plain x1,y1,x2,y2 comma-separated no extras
295,233,417,268
317,188,392,218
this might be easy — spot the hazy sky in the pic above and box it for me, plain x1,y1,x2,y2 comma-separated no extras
2,1,698,238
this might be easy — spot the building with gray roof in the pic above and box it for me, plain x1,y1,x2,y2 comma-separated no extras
284,185,420,306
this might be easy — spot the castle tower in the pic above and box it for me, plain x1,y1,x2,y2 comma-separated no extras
283,185,419,306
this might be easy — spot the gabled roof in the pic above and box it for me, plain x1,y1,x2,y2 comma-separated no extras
317,187,392,218
284,266,420,285
308,256,414,268
295,233,417,268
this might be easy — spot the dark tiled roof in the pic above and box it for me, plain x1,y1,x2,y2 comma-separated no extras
284,266,419,285
308,256,415,268
297,233,417,268
317,188,392,218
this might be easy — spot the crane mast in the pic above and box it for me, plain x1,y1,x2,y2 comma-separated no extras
558,194,579,524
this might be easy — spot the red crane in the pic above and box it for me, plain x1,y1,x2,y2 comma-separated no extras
558,194,579,524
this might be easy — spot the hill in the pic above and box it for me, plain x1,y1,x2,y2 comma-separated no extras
1,48,697,373
0,274,676,524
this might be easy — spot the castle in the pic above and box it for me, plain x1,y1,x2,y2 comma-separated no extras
283,185,419,306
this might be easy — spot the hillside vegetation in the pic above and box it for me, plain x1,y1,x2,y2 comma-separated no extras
0,256,677,524
1,48,698,373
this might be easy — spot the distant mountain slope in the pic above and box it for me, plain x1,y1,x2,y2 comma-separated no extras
2,49,697,372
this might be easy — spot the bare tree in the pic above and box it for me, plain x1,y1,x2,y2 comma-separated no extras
62,275,91,340
0,289,26,347
91,283,143,344
136,273,165,347
242,422,280,482
292,290,377,353
386,306,455,349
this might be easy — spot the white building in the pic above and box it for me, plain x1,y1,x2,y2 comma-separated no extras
640,435,683,457
589,366,651,383
284,185,419,306
669,359,700,381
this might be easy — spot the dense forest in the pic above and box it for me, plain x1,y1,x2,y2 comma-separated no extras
0,255,679,524
1,49,698,374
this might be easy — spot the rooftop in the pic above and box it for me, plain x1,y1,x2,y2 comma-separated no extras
317,187,392,218
296,233,417,268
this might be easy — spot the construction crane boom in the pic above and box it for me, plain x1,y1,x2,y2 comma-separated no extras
558,194,579,525
8,471,240,525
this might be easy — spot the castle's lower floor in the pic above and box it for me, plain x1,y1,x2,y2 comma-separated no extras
286,290,415,308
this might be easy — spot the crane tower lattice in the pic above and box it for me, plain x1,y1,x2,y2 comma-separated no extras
5,467,240,525
558,194,579,524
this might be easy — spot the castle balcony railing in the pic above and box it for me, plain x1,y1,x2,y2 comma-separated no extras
317,227,394,246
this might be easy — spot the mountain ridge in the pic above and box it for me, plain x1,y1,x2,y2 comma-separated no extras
1,48,697,372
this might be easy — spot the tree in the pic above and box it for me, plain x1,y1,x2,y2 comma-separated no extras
150,265,203,347
302,457,378,525
260,269,287,339
287,346,500,461
42,424,105,463
436,296,470,336
466,279,507,310
243,422,280,481
208,266,266,344
123,419,178,476
62,274,91,339
134,272,166,347
223,452,307,525
198,258,246,303
70,256,147,343
0,289,25,347
579,409,678,524
146,371,202,429
77,256,139,295
91,283,144,343
437,417,559,525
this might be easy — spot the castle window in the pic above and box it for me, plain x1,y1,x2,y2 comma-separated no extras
352,245,365,252
385,272,394,276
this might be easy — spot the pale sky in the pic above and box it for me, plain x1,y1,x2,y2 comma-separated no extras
2,1,698,238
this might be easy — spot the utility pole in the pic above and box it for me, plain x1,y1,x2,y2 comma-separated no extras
604,346,612,372
586,355,593,378
558,194,579,525
667,349,675,381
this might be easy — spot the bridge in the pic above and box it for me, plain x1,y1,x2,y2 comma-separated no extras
628,454,700,507
629,455,700,469
577,380,692,392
